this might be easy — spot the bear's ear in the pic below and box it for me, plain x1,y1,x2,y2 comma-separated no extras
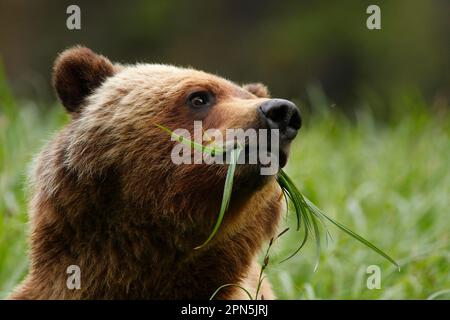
53,46,116,114
242,83,270,98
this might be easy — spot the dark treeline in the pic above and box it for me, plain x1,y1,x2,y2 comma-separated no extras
0,0,448,117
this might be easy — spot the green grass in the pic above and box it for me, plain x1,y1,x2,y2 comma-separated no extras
0,67,68,298
268,99,450,299
0,70,449,299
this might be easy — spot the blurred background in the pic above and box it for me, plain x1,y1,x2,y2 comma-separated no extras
0,0,449,299
1,0,449,115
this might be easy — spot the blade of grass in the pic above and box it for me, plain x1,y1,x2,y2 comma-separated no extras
154,123,225,155
281,175,302,231
209,283,254,300
279,223,308,263
278,172,311,263
194,147,241,249
309,210,322,272
304,196,401,271
278,169,400,271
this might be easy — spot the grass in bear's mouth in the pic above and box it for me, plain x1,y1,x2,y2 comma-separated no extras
277,170,399,270
156,124,399,270
194,147,242,250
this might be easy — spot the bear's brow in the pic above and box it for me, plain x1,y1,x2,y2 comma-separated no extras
183,75,255,100
233,87,254,99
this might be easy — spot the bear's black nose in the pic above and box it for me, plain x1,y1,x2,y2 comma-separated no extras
259,99,301,141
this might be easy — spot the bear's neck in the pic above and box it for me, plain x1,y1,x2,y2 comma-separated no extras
31,199,262,299
28,166,281,299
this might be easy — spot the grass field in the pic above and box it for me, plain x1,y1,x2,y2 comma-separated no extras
0,69,449,299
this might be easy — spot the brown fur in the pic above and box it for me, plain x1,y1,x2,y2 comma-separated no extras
9,46,286,300
242,83,270,98
53,46,116,114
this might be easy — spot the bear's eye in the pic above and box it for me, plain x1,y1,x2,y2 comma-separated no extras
188,91,214,108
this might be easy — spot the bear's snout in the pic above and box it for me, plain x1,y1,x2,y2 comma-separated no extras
258,99,301,142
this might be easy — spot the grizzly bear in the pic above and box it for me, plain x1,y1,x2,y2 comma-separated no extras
9,46,301,299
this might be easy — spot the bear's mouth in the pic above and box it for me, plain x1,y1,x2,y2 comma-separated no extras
214,133,294,174
231,140,292,174
278,144,291,168
219,124,295,172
